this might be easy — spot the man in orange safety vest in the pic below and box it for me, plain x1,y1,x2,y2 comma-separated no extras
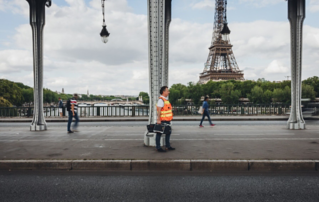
156,86,176,152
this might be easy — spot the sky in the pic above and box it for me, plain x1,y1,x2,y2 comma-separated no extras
0,0,319,95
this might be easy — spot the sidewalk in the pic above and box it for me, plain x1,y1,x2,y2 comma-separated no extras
0,123,318,172
1,115,318,122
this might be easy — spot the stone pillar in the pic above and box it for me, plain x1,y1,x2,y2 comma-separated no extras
287,0,306,130
144,0,172,146
26,0,51,131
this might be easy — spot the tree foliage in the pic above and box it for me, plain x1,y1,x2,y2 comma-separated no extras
168,77,319,105
220,83,241,104
303,76,319,96
0,97,13,107
248,86,264,104
139,92,149,104
0,79,23,106
302,84,316,100
2,76,319,107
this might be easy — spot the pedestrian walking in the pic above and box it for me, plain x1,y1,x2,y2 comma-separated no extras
67,94,79,133
199,97,215,127
156,86,175,152
58,97,63,117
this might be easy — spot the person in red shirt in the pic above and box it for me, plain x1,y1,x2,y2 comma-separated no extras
67,94,79,133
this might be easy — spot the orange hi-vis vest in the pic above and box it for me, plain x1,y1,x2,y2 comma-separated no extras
159,97,173,121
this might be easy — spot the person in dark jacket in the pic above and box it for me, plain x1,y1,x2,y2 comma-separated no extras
58,97,63,117
199,97,215,127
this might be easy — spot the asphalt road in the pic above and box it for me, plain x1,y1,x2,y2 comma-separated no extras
0,171,319,202
1,120,319,127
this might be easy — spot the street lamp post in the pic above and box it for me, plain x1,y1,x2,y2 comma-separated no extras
26,0,51,131
287,0,306,130
100,0,110,43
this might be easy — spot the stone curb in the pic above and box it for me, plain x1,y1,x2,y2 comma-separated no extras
0,160,318,172
0,160,72,170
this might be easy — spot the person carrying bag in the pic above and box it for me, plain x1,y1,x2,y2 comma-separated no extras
155,86,176,152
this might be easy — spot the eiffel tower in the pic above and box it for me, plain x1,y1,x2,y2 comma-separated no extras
199,0,244,83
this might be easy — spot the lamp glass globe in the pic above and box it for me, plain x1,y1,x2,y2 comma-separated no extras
101,36,109,43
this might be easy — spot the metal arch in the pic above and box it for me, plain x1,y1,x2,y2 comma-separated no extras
145,0,172,146
26,0,50,131
287,0,306,130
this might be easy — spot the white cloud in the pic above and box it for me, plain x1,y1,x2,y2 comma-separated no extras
264,60,289,74
239,0,283,7
191,0,215,10
0,0,28,15
309,0,319,13
0,50,33,73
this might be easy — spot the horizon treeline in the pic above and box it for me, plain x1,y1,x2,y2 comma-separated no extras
1,76,319,107
169,77,319,105
0,79,135,107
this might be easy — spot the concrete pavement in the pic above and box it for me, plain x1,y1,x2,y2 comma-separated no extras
0,122,319,171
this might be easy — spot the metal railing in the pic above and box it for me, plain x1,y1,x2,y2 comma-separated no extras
172,104,291,116
0,106,149,118
0,104,291,118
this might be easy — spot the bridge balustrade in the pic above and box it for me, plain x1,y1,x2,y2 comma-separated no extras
0,104,295,118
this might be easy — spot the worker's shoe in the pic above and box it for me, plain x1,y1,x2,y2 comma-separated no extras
166,147,175,151
157,148,166,152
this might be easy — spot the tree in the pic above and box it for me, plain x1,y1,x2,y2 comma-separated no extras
0,79,23,106
303,76,319,97
139,92,149,104
0,97,12,107
257,78,267,83
186,82,203,105
170,83,187,99
169,88,180,105
263,90,273,103
43,88,58,104
283,86,291,104
202,81,219,97
15,82,32,90
220,83,240,104
60,94,73,102
260,81,276,92
272,88,284,103
239,80,256,98
22,88,33,105
248,86,264,104
302,84,316,101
